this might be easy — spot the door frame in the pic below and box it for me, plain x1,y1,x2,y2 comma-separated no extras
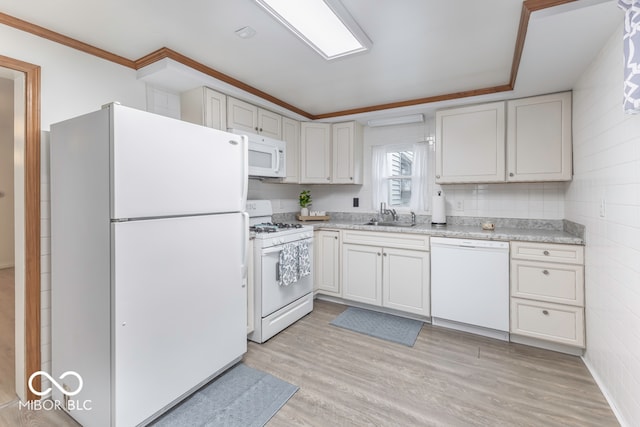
0,54,41,402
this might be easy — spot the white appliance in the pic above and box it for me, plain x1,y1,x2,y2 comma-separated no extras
50,103,249,427
430,237,510,341
246,200,314,343
229,129,286,178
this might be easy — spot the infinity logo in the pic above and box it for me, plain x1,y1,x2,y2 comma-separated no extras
28,371,83,397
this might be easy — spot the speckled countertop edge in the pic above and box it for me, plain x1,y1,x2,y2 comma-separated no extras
275,213,585,245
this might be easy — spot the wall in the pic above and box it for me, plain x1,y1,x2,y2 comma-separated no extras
566,24,640,426
254,120,566,220
0,24,149,399
0,78,14,268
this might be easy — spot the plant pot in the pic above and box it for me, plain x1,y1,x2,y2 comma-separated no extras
300,207,309,216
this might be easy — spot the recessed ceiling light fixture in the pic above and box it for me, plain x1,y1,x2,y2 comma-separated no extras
235,26,257,39
254,0,372,60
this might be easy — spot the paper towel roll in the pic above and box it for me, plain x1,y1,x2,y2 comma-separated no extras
431,191,446,225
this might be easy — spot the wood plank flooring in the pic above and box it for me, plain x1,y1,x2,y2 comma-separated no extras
244,299,618,427
0,298,618,426
0,268,16,405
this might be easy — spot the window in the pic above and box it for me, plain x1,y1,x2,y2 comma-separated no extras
372,142,428,211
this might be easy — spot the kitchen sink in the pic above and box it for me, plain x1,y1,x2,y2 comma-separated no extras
361,221,416,227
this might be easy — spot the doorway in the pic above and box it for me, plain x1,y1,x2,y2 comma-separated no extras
0,55,41,403
0,73,16,405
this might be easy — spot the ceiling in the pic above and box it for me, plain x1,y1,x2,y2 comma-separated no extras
0,0,623,122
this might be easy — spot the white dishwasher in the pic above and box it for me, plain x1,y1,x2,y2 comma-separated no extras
430,237,510,340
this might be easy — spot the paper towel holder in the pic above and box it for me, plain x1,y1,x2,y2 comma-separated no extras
431,190,447,227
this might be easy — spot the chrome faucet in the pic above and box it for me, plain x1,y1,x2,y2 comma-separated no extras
410,211,416,225
379,202,398,221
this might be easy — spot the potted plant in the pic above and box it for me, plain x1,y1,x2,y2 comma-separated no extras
299,190,312,216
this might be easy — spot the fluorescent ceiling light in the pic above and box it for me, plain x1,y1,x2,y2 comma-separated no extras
254,0,372,60
367,114,425,128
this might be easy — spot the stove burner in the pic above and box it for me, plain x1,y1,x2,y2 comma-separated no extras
274,223,303,229
250,222,304,233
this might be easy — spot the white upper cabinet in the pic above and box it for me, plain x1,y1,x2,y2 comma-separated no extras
300,122,332,183
332,121,363,184
435,101,506,183
227,96,282,139
435,92,573,184
282,117,301,184
180,87,227,130
300,121,363,184
506,92,572,182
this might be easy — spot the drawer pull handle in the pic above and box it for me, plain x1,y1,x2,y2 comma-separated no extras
542,310,549,315
543,250,550,256
542,270,549,275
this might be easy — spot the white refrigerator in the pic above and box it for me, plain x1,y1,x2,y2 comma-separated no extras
50,103,249,427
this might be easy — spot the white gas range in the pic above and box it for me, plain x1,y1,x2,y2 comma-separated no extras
246,200,314,343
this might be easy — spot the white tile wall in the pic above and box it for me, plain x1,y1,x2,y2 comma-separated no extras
566,24,640,426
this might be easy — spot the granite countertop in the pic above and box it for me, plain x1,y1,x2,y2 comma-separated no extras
299,219,585,245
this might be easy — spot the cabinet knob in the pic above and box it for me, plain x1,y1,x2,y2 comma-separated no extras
326,177,330,180
350,177,353,180
509,172,514,177
259,128,263,132
436,175,440,179
377,252,381,256
334,236,338,240
542,310,549,315
254,127,259,131
542,269,549,275
383,252,387,256
543,250,550,256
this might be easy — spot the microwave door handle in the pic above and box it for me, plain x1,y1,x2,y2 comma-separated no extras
273,147,280,173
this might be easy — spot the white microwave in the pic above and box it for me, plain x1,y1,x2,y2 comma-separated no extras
228,129,286,178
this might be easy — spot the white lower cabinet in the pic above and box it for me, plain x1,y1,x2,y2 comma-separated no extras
510,241,585,349
314,230,341,296
341,231,430,316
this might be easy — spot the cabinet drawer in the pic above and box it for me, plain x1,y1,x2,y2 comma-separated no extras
342,230,430,251
511,260,584,306
510,298,584,347
510,241,584,264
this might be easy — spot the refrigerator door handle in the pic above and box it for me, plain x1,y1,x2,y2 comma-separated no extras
239,135,249,206
241,212,249,283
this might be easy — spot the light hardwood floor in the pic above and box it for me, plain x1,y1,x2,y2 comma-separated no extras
0,298,618,426
0,268,16,405
244,300,618,427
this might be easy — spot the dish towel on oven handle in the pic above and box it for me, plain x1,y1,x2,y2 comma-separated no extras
278,243,299,287
298,240,311,278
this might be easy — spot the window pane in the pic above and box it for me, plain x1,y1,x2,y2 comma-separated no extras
389,178,411,207
387,150,413,177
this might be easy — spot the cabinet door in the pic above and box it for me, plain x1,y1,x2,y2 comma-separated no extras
282,117,300,183
332,121,363,184
300,122,332,183
507,92,572,181
435,101,505,183
314,230,341,296
382,247,430,316
258,108,282,139
342,244,382,305
180,87,226,130
227,97,258,133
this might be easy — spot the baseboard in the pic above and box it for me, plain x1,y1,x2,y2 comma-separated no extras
581,355,630,427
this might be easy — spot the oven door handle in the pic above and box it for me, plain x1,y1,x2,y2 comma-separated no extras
275,261,280,282
262,246,284,255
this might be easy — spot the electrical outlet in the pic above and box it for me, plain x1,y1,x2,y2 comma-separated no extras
455,200,464,211
600,199,606,218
